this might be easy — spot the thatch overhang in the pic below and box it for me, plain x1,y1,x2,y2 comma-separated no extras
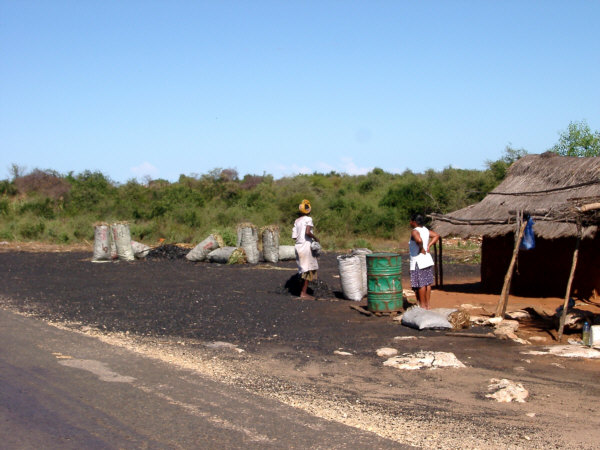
431,152,600,239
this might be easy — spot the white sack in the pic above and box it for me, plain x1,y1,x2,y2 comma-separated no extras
262,227,280,263
351,248,372,298
337,254,363,301
110,223,134,261
278,245,296,261
401,306,452,330
186,235,220,262
131,240,151,259
92,225,112,261
207,246,237,264
237,225,259,264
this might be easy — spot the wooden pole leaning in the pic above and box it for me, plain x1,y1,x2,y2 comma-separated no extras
557,223,582,341
495,221,527,318
439,237,444,287
433,243,439,287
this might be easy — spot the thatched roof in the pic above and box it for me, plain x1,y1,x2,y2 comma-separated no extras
431,152,600,239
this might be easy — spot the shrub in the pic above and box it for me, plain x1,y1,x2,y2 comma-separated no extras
20,221,45,239
19,198,56,219
14,169,70,200
0,180,17,196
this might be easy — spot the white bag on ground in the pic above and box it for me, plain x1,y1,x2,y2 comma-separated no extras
207,246,237,264
278,245,296,261
237,223,259,264
131,240,151,259
186,234,221,262
401,306,452,330
261,226,280,263
351,248,372,298
337,254,363,301
110,223,135,261
92,224,111,261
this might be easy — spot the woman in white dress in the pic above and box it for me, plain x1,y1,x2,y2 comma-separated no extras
292,199,320,299
409,213,439,309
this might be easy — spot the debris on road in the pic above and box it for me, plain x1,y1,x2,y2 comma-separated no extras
376,347,398,358
523,344,600,359
486,378,528,403
204,341,245,353
334,350,353,356
383,351,466,370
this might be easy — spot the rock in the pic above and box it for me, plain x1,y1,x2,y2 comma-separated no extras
486,378,528,403
376,347,398,358
383,351,466,370
505,310,532,320
493,319,520,339
334,350,353,356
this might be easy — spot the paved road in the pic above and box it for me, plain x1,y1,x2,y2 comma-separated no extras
0,308,408,449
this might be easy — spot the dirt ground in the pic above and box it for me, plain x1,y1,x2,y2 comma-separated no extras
1,242,599,449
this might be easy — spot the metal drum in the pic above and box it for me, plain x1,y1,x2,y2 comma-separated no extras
366,252,403,313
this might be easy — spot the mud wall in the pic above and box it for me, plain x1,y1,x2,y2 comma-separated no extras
481,234,600,298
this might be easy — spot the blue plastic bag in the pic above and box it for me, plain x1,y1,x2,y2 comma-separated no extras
520,217,535,250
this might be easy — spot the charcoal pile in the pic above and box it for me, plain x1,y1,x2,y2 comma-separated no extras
146,244,190,260
278,274,337,300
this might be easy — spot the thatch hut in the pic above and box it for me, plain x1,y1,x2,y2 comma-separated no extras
431,152,600,298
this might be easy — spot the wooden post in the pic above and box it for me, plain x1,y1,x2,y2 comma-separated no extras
557,224,582,341
439,237,444,287
433,242,439,287
495,221,527,318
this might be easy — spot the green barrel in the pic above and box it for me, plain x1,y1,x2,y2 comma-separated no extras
366,253,403,313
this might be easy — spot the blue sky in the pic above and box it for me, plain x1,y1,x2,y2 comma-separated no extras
1,1,599,183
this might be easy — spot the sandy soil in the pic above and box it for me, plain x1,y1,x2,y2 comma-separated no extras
1,245,599,449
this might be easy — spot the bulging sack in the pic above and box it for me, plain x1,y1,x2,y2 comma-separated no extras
262,226,280,263
186,234,221,262
237,223,259,264
278,245,296,261
351,248,372,298
207,246,237,264
401,306,452,330
131,240,151,259
92,224,111,261
337,254,363,301
110,223,134,261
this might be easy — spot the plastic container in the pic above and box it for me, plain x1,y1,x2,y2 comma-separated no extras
582,322,591,346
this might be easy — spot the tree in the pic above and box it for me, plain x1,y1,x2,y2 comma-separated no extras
549,120,600,157
485,145,528,182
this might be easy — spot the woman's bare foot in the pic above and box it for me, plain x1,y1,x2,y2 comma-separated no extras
299,294,315,300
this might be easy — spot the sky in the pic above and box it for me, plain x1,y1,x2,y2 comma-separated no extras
1,1,599,183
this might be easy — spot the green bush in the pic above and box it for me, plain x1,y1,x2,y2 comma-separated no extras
20,221,45,239
0,163,506,247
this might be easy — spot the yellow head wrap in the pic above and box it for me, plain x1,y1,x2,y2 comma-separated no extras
299,199,311,214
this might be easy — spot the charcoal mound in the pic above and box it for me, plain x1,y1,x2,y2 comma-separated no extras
278,274,336,300
146,244,190,260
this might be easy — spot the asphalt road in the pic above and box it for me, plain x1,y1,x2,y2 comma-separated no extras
0,308,409,449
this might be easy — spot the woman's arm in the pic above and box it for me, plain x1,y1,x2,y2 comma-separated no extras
305,225,319,242
427,229,440,252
